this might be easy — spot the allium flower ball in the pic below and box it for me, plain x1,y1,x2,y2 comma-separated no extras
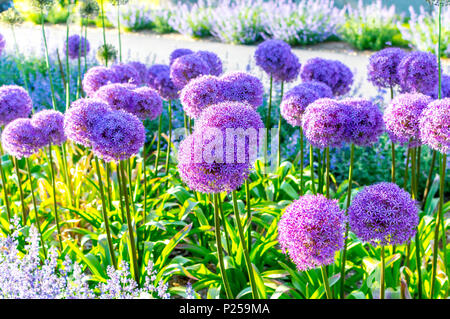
301,80,333,98
64,34,90,59
341,98,384,146
82,66,118,97
419,98,450,154
433,74,450,99
147,64,179,100
301,98,351,149
348,182,419,246
383,93,432,147
300,58,354,96
177,132,251,194
0,33,5,55
131,87,163,121
111,63,141,85
31,110,66,146
398,51,439,95
126,61,148,85
2,119,44,158
90,110,146,162
169,48,194,65
96,43,118,66
220,72,264,108
278,194,345,271
93,83,135,112
195,51,223,76
180,75,223,119
64,98,111,147
254,39,300,82
280,85,320,127
367,48,406,89
170,54,210,89
0,85,32,126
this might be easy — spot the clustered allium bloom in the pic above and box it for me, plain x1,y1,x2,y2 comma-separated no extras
367,47,406,89
31,110,66,146
64,34,90,59
131,87,163,121
341,98,384,146
170,53,211,89
93,83,136,112
300,80,333,98
300,58,354,96
383,93,432,147
169,48,194,65
278,194,345,271
301,98,351,148
180,75,223,118
0,85,32,126
111,63,141,85
90,109,145,162
348,182,419,246
398,51,439,96
82,66,118,97
126,61,148,85
220,72,264,108
64,98,111,147
194,51,223,76
419,98,450,154
254,39,300,82
434,74,450,99
147,65,179,101
2,119,44,158
0,33,5,55
280,85,320,127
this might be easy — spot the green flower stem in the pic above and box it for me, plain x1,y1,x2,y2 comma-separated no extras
317,148,323,194
41,11,57,110
118,160,140,286
100,0,108,67
154,114,163,176
115,162,126,222
321,265,333,299
245,179,252,252
117,3,122,62
264,76,273,175
403,148,411,190
213,193,233,299
0,150,11,222
47,145,63,252
26,157,46,258
422,150,436,207
232,190,259,299
142,142,148,223
76,21,83,99
60,144,73,206
277,81,284,169
183,112,189,137
106,161,113,211
325,147,330,199
84,24,88,75
430,153,446,298
165,100,173,175
218,195,232,255
309,144,316,195
299,127,304,195
339,143,354,299
13,157,27,224
94,156,117,269
410,147,422,299
391,142,396,184
380,245,386,299
65,16,70,112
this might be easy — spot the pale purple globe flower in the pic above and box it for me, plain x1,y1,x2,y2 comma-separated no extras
31,110,66,146
82,66,119,97
0,85,32,126
111,63,141,85
2,118,45,158
419,98,450,154
367,47,406,89
280,85,320,127
220,72,264,108
170,53,211,89
147,64,179,101
300,80,333,98
131,86,163,121
126,61,148,85
195,50,223,76
169,48,194,65
64,34,90,59
93,83,136,112
398,51,439,96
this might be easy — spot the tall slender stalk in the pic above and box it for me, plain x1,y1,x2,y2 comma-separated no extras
154,114,162,176
142,143,148,223
116,2,122,62
390,87,396,184
118,160,140,285
76,21,83,99
232,191,258,299
64,13,71,112
309,144,316,195
410,147,422,298
245,179,252,252
40,11,57,110
422,150,436,207
217,195,231,255
277,82,284,169
321,265,333,299
299,127,304,195
339,143,354,299
317,148,323,194
26,158,46,258
165,100,173,175
264,76,273,174
47,145,63,251
0,150,11,222
213,193,233,299
325,147,330,198
106,161,113,211
100,0,108,67
13,157,27,224
94,156,117,269
380,245,385,299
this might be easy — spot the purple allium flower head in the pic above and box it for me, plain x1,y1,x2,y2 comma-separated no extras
93,83,136,112
64,34,90,59
348,182,419,246
126,61,148,85
0,85,32,126
301,98,351,149
398,51,439,96
367,48,406,89
169,48,194,65
147,64,170,88
111,63,141,85
0,33,5,55
177,132,251,194
341,98,385,146
147,64,179,100
419,98,450,154
2,118,45,158
300,80,333,98
131,87,163,121
300,58,354,96
90,109,145,162
82,66,118,97
170,53,211,89
278,194,345,271
383,93,433,147
254,39,298,82
64,98,111,147
432,74,450,99
180,75,223,119
220,72,264,108
31,110,66,146
194,50,223,76
280,85,320,127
